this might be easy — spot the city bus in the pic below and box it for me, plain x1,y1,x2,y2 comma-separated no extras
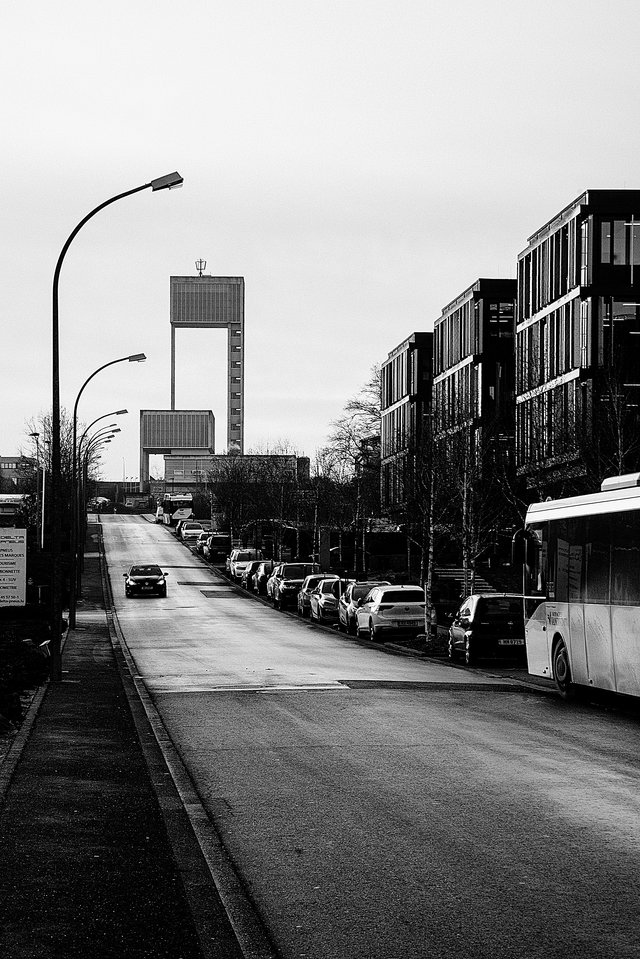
161,493,193,527
519,472,640,699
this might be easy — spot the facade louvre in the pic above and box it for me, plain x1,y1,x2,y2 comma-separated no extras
515,190,640,492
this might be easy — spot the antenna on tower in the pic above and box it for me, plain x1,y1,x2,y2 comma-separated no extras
195,259,207,276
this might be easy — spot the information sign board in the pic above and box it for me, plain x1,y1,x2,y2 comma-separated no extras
0,529,27,606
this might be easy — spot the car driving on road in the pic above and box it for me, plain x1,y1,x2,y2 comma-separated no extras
354,584,425,642
448,594,525,667
123,564,169,598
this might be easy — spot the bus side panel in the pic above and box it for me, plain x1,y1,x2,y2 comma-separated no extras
568,604,589,685
611,606,640,697
583,604,615,691
524,599,550,677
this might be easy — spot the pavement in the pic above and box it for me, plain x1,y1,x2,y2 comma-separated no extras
0,523,247,959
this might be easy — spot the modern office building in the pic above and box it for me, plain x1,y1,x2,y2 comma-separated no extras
433,278,517,459
380,332,433,515
515,190,640,493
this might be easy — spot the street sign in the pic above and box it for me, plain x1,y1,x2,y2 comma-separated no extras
0,528,27,607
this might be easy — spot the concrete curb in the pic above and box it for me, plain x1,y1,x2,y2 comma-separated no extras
98,525,279,959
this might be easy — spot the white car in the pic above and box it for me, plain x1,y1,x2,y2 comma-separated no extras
354,584,425,642
180,521,204,543
230,548,263,582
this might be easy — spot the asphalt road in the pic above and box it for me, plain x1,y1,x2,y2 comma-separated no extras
103,515,640,959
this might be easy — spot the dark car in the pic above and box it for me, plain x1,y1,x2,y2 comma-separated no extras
271,563,321,609
448,594,525,667
123,564,169,598
241,560,263,591
297,573,338,617
253,561,275,595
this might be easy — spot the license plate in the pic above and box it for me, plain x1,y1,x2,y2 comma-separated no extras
498,638,524,646
393,620,422,628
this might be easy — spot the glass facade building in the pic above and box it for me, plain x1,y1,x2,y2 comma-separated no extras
515,190,640,489
433,278,516,458
380,332,433,512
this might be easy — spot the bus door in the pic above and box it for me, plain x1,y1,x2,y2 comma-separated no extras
520,526,551,676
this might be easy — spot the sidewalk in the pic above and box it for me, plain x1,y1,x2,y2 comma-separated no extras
0,525,243,959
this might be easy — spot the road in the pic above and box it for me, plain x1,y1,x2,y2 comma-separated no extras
103,515,640,959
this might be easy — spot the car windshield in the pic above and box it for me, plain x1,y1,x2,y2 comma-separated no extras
130,565,162,576
235,552,254,561
379,589,424,604
282,564,317,578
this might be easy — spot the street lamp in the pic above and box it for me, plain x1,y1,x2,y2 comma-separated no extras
69,356,144,627
50,172,182,680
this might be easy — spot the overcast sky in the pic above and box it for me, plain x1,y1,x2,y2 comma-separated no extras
3,0,640,479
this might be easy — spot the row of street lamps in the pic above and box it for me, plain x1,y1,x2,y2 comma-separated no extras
50,171,184,680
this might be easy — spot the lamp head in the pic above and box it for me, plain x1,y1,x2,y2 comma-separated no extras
150,172,183,191
128,353,146,363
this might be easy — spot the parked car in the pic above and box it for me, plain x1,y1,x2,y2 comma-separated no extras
271,563,321,609
354,584,425,641
254,561,276,595
448,594,525,667
230,548,263,582
338,580,391,633
309,578,352,623
203,532,233,564
265,564,283,599
180,521,204,543
123,564,169,598
297,573,339,617
241,560,263,591
194,528,213,554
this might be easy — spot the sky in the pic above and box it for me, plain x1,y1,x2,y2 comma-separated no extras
3,0,640,480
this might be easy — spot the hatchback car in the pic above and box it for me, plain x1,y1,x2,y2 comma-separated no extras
355,584,425,641
309,578,352,623
271,563,321,609
448,594,525,667
297,573,338,617
254,560,276,595
123,564,169,598
194,528,213,554
338,581,390,633
241,560,263,591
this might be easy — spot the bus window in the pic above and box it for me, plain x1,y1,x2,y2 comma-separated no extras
584,515,611,604
610,511,640,605
524,525,544,596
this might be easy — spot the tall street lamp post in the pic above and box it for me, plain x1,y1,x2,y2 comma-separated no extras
69,356,145,627
50,171,183,681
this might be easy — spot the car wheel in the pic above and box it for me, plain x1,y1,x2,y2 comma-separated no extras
273,595,280,609
464,636,475,668
369,619,378,642
552,638,573,698
448,635,457,661
349,617,357,636
159,587,167,598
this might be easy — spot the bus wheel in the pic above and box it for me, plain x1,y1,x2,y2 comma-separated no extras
553,639,572,698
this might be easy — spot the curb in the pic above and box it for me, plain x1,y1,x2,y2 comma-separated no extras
98,525,279,959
